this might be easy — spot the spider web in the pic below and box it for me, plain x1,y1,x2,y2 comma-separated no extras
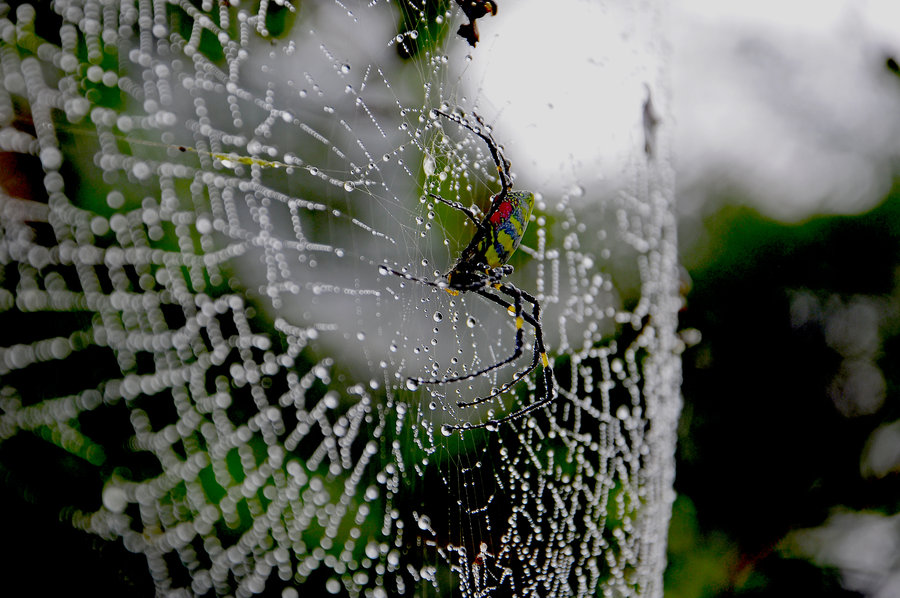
0,0,680,596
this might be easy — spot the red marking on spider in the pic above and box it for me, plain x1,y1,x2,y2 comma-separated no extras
490,201,513,225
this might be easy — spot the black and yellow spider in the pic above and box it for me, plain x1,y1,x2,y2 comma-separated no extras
383,109,555,431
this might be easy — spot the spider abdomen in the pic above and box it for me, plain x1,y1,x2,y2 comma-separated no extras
484,190,534,268
449,190,534,284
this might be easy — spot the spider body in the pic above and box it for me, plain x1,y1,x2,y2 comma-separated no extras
383,109,555,431
447,189,534,288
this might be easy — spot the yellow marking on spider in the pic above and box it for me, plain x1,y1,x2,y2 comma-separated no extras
541,352,549,367
484,245,501,268
445,288,460,296
507,305,516,314
497,229,515,248
493,283,502,290
515,316,524,329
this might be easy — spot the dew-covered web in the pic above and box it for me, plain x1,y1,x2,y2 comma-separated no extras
0,1,680,596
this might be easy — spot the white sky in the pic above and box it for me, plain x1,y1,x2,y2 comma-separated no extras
464,0,900,222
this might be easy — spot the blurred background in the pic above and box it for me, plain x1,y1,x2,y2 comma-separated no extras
668,0,900,596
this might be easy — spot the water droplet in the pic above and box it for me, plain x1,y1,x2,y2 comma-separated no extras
378,265,389,276
343,181,354,192
485,421,499,432
440,424,454,437
340,63,350,74
406,378,419,391
433,312,443,322
466,316,477,328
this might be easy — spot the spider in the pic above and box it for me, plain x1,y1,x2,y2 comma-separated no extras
382,109,556,432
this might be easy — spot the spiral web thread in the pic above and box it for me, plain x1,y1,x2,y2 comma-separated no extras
0,1,680,596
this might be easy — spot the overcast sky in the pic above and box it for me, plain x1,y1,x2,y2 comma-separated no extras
464,0,900,222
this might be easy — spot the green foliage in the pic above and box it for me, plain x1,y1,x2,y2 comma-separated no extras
394,0,453,59
672,183,900,596
665,496,737,598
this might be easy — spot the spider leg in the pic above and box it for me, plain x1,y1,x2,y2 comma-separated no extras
433,109,512,198
454,343,539,407
459,378,558,429
380,264,529,325
380,265,557,432
410,288,526,386
511,285,556,412
454,286,539,407
449,266,513,292
381,265,531,388
380,265,451,292
484,265,513,285
428,193,486,232
448,283,557,431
